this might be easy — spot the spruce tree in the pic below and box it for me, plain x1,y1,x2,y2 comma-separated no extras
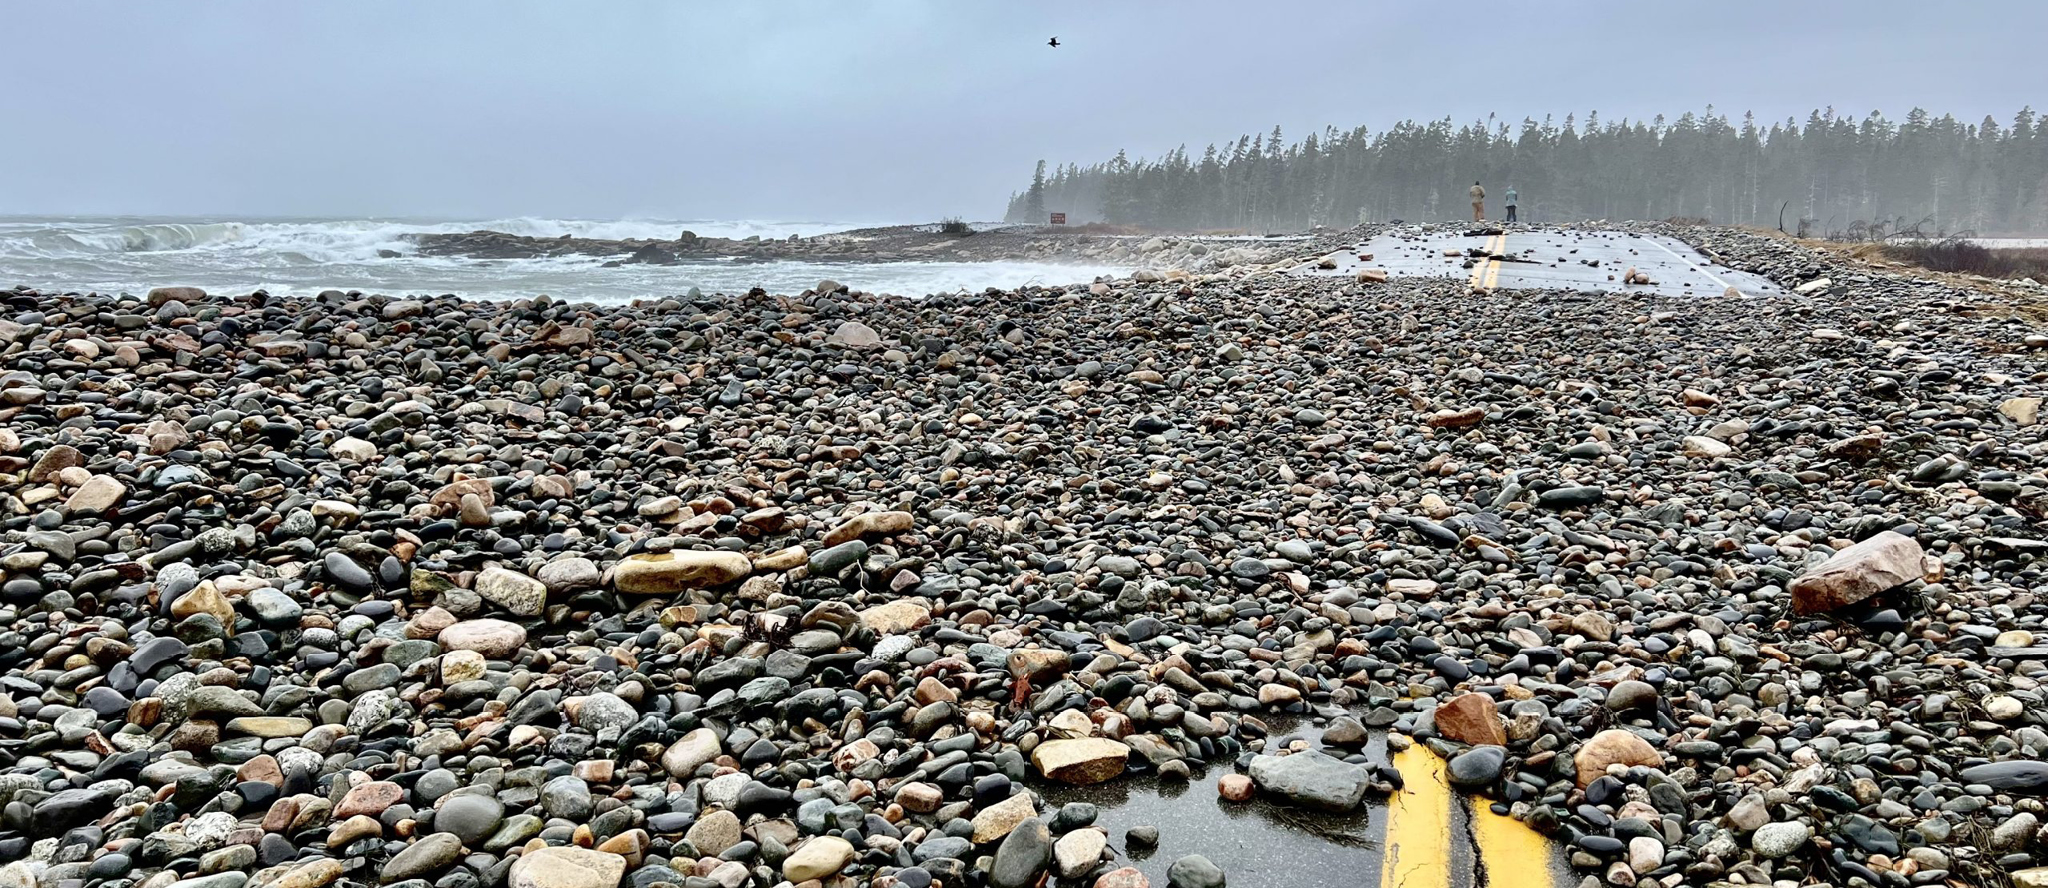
1013,106,2048,235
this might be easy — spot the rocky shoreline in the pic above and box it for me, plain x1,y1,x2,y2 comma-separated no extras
406,224,1308,277
2,223,2047,888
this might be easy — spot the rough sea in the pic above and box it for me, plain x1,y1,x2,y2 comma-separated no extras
0,216,1126,303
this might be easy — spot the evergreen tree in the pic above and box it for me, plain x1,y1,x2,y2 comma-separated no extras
1024,160,1047,223
1014,107,2048,235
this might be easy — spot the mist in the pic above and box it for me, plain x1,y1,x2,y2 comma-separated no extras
2,0,2041,221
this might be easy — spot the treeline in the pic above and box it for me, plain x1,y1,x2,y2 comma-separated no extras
1004,107,2048,235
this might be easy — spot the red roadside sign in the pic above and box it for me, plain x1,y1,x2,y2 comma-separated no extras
1049,212,1066,225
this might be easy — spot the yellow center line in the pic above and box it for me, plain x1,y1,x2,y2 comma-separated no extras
1467,233,1502,290
1382,745,1452,888
1471,793,1559,887
1491,234,1504,288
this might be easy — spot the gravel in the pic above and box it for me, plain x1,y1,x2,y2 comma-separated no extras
0,222,2045,887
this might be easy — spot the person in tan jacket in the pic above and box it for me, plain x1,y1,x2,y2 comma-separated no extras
1469,181,1486,222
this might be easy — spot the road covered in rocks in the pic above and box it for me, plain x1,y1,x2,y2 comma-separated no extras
1,223,2046,888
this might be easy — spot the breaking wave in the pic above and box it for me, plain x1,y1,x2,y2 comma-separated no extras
0,216,870,263
0,215,1122,303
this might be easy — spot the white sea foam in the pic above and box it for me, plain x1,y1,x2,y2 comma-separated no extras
0,215,1124,302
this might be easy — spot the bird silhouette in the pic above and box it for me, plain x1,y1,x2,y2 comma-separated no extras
1047,37,1059,47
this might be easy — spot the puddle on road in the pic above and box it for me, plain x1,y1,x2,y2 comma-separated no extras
1038,719,1388,886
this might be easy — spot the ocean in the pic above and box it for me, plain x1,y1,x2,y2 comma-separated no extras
0,216,1127,303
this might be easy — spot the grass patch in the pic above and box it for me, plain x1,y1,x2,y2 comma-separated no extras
938,217,975,236
1883,238,2048,280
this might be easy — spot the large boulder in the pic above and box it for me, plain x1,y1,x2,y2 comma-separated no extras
1433,692,1504,746
1056,829,1108,879
1031,738,1129,785
2003,397,2043,427
429,478,494,510
1959,761,2048,793
381,833,464,882
613,551,752,594
1574,729,1662,787
989,817,1053,888
65,476,126,514
858,600,932,634
971,791,1037,843
474,566,546,616
662,728,722,776
823,510,914,546
782,836,856,882
148,286,206,305
1788,531,1937,614
536,557,600,594
509,846,626,888
1247,752,1374,812
437,620,527,659
826,321,882,349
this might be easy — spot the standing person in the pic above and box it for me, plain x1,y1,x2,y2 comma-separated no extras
1505,186,1519,223
1469,181,1486,222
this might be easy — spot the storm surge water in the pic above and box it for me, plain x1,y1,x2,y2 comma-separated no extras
0,216,1126,302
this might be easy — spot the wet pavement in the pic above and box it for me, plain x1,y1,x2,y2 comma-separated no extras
1039,721,1569,887
1296,226,1787,298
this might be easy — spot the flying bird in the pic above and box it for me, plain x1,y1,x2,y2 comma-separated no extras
1047,37,1059,47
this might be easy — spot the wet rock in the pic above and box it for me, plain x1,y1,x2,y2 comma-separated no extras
1247,752,1374,812
509,846,626,888
1217,774,1253,802
1575,730,1662,787
1166,854,1225,888
380,833,463,882
1434,692,1504,746
1096,867,1151,888
824,509,914,545
613,551,752,593
1056,829,1108,879
973,792,1039,843
782,836,856,881
1751,822,1811,858
662,728,722,776
1789,530,1937,613
826,320,882,349
1960,761,2048,793
65,475,126,514
474,565,547,616
434,793,504,844
990,818,1053,888
1446,746,1505,788
1033,738,1129,785
1605,680,1657,711
438,619,526,658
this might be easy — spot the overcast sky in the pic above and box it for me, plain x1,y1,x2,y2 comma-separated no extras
3,1,2039,222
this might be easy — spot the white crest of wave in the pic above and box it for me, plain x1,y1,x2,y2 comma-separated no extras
0,216,872,262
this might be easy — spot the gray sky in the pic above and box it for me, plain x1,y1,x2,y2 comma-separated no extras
3,0,2039,222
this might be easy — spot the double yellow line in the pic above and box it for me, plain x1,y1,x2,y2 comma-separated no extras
1467,233,1504,291
1381,745,1561,887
